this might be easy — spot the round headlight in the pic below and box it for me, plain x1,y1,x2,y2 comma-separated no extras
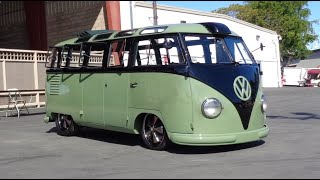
201,98,222,119
261,95,267,112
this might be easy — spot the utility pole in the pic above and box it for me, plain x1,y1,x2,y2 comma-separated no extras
152,1,158,26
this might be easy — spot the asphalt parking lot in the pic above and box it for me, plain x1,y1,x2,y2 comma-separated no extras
0,86,320,178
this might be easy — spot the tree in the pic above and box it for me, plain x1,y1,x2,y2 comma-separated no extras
213,1,318,66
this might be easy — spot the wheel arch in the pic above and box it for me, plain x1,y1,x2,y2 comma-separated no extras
129,109,166,134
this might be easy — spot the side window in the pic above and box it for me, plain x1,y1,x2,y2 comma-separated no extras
133,35,184,66
108,39,129,67
136,39,157,66
46,47,61,68
158,37,181,64
184,36,205,64
215,39,231,63
61,45,82,68
80,43,106,67
184,35,231,64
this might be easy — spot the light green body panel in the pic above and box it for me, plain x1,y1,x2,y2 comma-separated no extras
45,72,193,134
46,73,129,130
127,73,193,134
46,73,82,124
167,78,268,145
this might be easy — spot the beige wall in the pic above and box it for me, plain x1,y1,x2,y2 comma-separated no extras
6,62,35,90
46,1,107,47
0,63,3,90
38,62,47,89
0,1,29,49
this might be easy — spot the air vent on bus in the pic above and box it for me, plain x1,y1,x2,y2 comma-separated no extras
49,74,61,95
115,29,138,38
93,33,113,41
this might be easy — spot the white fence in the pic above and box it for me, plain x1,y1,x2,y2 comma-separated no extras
0,48,48,109
0,48,103,110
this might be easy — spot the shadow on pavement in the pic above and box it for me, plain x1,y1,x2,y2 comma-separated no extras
46,126,265,154
46,127,140,147
268,112,320,120
167,140,265,154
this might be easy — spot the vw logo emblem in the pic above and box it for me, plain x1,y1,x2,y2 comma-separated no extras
233,76,251,101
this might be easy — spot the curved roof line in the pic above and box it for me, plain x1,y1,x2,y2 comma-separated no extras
54,22,239,47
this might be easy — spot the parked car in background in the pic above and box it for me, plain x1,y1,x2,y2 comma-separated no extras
307,69,320,87
282,67,308,87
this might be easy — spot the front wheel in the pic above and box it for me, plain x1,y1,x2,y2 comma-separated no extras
55,114,79,136
141,114,170,151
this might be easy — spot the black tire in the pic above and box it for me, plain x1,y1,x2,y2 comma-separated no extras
55,114,79,136
318,82,320,87
141,114,170,151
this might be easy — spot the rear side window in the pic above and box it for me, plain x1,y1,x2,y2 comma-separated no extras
79,43,107,67
60,45,82,68
107,39,130,67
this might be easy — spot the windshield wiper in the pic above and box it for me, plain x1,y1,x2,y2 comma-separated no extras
231,60,240,66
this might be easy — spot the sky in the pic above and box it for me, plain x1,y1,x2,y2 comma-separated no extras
155,1,320,50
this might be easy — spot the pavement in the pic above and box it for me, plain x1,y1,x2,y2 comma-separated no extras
0,86,320,178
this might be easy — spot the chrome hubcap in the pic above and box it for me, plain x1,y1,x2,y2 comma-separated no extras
58,115,72,131
143,115,164,146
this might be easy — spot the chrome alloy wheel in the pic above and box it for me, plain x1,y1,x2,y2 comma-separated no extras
141,114,169,150
57,114,72,131
55,114,79,136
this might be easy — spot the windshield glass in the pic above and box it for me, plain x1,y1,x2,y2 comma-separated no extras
224,36,255,64
183,34,255,65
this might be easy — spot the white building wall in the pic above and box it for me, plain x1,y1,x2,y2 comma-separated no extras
120,1,282,87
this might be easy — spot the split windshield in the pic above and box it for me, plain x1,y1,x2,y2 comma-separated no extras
183,34,255,64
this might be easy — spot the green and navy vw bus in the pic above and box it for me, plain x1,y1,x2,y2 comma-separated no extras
44,22,269,150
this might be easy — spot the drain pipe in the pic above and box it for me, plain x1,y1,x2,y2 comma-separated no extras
130,1,134,29
272,37,281,87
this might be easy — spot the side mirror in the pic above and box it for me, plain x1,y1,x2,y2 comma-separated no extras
251,43,265,53
163,40,173,49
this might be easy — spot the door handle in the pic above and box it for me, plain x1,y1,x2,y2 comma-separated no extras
130,82,138,88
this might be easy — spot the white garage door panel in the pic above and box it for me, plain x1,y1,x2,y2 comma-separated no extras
260,61,279,87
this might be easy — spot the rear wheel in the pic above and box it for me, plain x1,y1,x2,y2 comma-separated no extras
141,114,170,151
55,114,79,136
